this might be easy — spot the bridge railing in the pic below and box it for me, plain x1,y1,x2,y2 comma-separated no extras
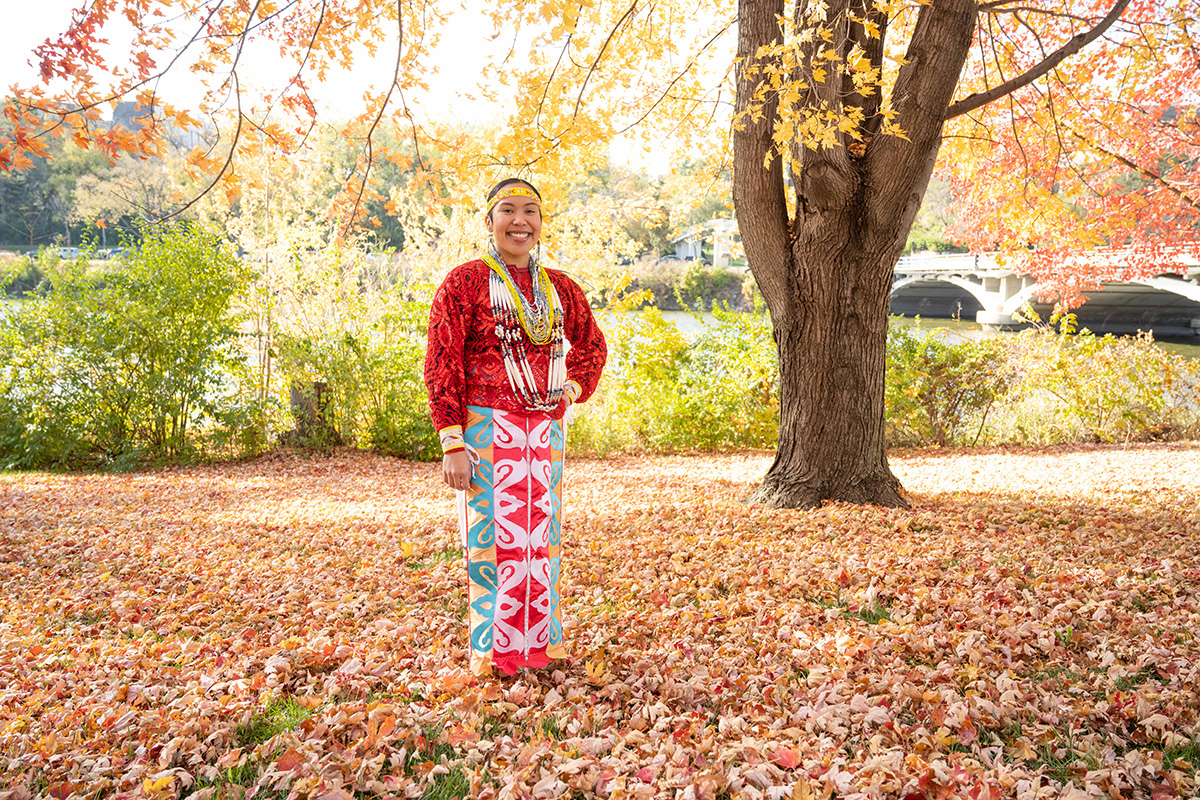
895,253,1003,274
895,249,1200,278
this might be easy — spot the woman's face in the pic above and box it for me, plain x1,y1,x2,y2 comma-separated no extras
486,191,542,267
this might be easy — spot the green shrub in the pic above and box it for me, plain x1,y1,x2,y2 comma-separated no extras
571,303,778,454
675,262,744,311
625,260,755,312
885,321,1012,447
996,317,1200,444
1,256,46,296
0,223,257,469
676,305,778,449
272,289,439,460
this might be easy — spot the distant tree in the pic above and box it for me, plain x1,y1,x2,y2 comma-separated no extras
0,163,54,247
903,180,967,255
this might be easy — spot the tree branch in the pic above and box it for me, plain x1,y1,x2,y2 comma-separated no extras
342,0,407,235
732,0,792,319
945,0,1130,120
23,0,227,144
613,18,734,136
1066,126,1200,214
571,0,640,123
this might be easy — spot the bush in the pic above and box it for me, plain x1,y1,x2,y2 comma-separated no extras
624,260,755,312
995,317,1200,444
885,321,1012,446
0,223,257,469
270,281,440,460
675,262,745,311
1,256,46,296
570,303,778,454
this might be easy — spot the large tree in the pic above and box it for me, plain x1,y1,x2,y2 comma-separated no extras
729,0,1197,506
4,0,1197,507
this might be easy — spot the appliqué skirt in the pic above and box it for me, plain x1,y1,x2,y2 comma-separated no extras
458,405,566,676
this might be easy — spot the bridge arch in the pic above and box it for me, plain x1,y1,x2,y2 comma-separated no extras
1001,277,1200,315
1000,282,1049,316
891,276,991,314
998,277,1200,335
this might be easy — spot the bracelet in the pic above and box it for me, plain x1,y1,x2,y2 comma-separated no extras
564,380,582,403
439,426,465,454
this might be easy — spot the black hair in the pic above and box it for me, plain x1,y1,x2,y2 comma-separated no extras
486,177,542,219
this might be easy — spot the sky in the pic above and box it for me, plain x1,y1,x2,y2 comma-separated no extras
0,0,497,118
0,0,668,172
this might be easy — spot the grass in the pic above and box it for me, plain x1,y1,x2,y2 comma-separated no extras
1114,665,1159,692
540,715,563,739
407,546,463,571
850,598,893,624
1166,734,1200,778
1030,726,1102,785
811,593,893,625
422,768,469,799
234,696,314,748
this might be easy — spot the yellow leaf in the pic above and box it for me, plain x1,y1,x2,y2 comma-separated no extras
585,657,612,686
142,775,175,797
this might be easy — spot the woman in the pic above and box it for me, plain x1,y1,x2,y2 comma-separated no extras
424,178,607,677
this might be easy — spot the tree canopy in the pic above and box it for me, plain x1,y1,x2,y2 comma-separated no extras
3,0,1197,290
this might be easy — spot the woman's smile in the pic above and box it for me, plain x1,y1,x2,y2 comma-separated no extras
487,194,543,268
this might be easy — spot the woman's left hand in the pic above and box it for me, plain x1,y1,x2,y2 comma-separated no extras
443,450,473,491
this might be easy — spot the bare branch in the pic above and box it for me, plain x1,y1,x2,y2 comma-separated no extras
614,18,734,135
263,1,327,129
535,34,574,134
342,0,407,235
159,75,244,222
981,4,1107,25
398,86,426,172
945,0,1130,120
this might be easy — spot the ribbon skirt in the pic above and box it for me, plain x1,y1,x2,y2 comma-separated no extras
459,405,566,676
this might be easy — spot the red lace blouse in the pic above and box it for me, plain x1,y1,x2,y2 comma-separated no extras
424,259,607,433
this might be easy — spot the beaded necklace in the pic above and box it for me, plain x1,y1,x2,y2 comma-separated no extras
484,250,566,412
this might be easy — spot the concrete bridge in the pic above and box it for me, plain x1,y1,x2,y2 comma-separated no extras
889,251,1200,337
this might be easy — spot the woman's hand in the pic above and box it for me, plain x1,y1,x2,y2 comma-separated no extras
443,450,473,491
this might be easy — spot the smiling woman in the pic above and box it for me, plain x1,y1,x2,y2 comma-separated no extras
423,177,607,677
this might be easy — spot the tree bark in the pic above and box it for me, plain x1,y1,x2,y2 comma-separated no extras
734,0,977,508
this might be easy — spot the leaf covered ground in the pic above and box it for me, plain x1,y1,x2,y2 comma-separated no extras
1,444,1199,800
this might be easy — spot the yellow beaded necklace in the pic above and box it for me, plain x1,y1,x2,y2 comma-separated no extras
482,251,559,346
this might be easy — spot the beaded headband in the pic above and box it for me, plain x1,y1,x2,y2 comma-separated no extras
487,184,542,213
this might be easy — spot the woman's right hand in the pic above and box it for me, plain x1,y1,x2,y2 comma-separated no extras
443,450,473,491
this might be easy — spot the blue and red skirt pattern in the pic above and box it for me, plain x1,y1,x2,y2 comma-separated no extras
458,405,566,676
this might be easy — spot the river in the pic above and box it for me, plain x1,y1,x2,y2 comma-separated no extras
4,298,1198,360
650,309,1200,360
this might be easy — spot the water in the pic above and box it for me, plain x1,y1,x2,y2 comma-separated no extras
887,314,1200,360
7,295,1198,359
632,309,1200,360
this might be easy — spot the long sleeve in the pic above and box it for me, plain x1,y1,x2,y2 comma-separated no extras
424,270,470,434
554,274,607,403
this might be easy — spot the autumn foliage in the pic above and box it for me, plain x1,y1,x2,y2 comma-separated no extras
2,445,1199,798
939,0,1200,298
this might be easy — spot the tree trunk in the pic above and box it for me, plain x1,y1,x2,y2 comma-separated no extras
733,0,976,508
753,242,904,507
289,380,342,446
